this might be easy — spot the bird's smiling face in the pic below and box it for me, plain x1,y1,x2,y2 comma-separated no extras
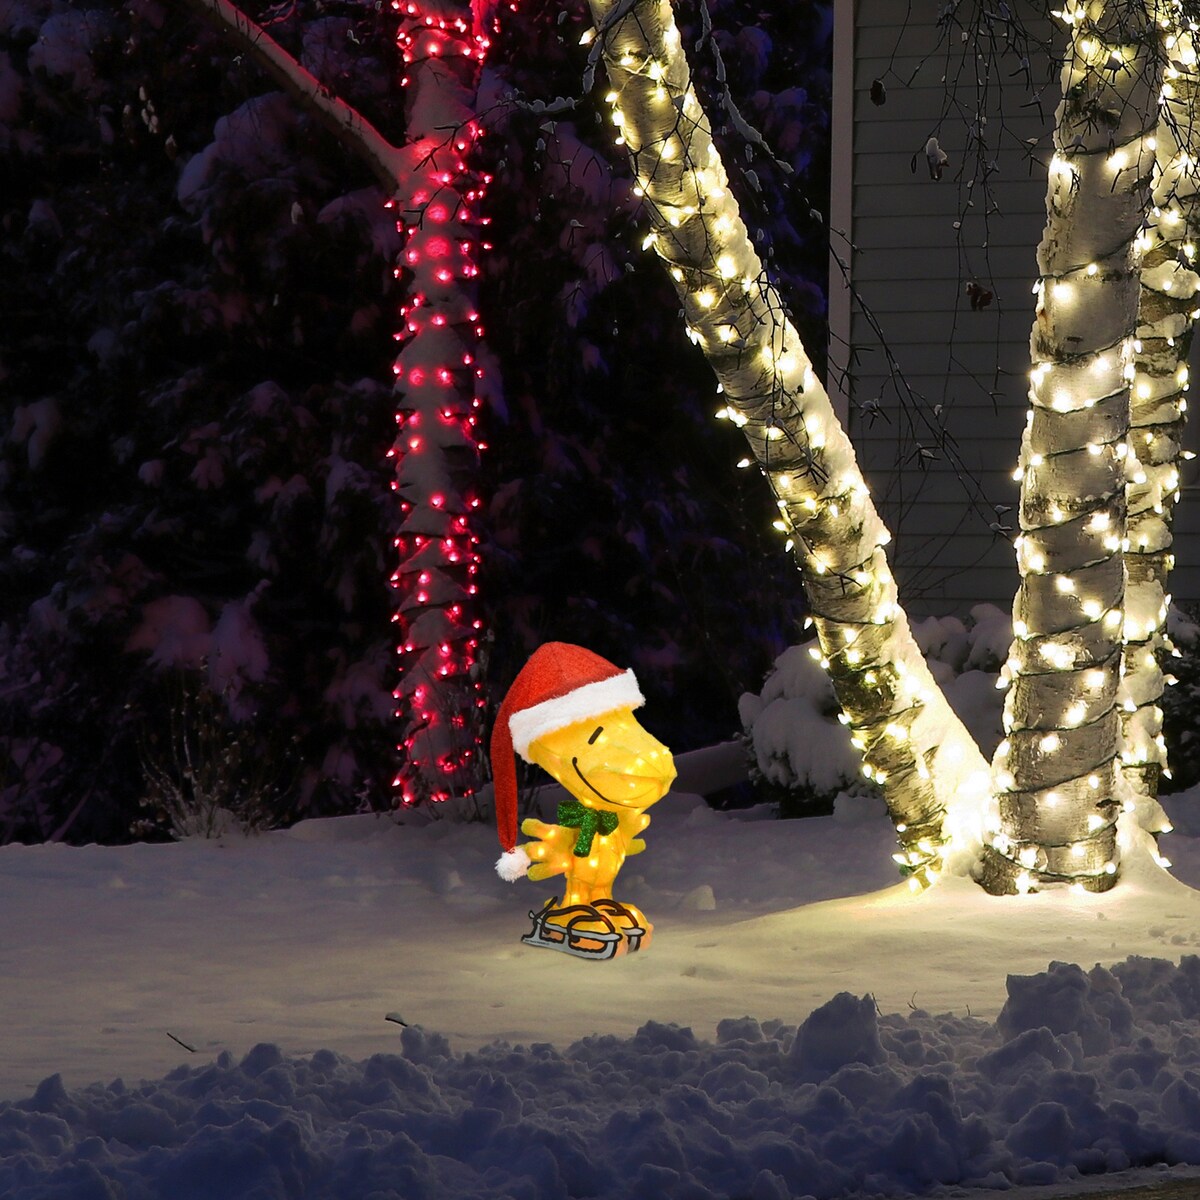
527,707,676,812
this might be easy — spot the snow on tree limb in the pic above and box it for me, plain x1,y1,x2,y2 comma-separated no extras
182,0,408,193
580,0,990,886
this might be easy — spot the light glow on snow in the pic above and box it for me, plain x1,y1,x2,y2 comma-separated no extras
8,773,1200,1196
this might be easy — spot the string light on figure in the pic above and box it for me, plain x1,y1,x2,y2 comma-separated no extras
389,0,510,807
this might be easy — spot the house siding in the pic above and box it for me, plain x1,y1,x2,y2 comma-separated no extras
831,1,1200,618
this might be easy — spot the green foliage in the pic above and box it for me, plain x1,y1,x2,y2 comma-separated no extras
475,0,830,751
0,0,832,840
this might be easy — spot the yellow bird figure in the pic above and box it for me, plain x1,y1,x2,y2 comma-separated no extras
492,643,676,960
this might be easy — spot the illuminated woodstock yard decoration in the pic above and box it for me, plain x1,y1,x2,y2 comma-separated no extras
579,0,1200,895
492,643,675,959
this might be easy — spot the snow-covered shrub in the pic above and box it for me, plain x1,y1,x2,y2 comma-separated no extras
738,640,868,817
133,671,298,840
0,733,63,845
909,604,1009,759
742,605,1008,816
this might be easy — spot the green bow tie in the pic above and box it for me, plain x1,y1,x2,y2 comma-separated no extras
557,799,620,856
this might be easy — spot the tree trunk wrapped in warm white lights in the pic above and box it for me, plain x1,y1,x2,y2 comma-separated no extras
978,3,1160,894
580,0,989,885
1121,6,1200,833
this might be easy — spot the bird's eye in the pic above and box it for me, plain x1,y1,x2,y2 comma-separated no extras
588,726,604,745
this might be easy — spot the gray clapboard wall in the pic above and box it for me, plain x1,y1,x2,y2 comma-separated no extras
828,0,1200,618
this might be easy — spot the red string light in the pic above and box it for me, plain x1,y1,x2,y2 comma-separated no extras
389,0,507,807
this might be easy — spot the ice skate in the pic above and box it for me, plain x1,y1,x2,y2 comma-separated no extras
521,897,625,960
590,898,651,952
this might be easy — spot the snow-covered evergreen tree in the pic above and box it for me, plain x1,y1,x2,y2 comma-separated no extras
476,0,827,748
0,0,402,839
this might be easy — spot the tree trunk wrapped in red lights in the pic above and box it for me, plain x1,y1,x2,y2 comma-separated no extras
183,0,505,808
389,0,503,805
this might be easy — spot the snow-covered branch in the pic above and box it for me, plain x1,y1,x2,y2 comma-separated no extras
183,0,406,192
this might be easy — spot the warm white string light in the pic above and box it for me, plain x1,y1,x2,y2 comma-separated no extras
1119,2,1199,839
582,0,990,886
979,1,1161,894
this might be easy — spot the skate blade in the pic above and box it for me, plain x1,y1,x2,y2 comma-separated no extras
521,900,627,961
590,899,652,953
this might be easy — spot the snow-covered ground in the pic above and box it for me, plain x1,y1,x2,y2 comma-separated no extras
8,744,1200,1197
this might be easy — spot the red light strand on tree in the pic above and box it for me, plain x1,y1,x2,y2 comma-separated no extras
388,0,506,806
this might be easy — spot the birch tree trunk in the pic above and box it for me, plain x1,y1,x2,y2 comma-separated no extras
579,0,989,885
1121,6,1200,835
978,3,1160,894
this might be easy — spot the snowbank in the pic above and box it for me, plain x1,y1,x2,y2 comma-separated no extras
8,776,1200,1195
9,957,1200,1198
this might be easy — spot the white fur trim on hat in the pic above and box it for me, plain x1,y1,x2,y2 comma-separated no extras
509,669,644,760
496,846,531,882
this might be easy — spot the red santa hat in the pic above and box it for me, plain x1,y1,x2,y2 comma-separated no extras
492,642,644,881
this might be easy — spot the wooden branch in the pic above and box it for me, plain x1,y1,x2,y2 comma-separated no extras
183,0,406,193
